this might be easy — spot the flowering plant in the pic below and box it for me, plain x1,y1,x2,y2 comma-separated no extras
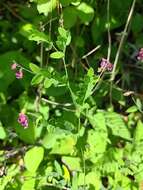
0,0,143,190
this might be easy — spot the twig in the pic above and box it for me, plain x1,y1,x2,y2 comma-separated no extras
81,45,101,59
41,98,75,112
41,98,72,107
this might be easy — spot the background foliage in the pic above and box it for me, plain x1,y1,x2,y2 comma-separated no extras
0,0,143,189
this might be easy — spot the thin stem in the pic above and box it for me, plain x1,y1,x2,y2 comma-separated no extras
63,56,77,106
21,67,33,74
82,45,101,59
41,98,72,107
42,98,75,112
62,56,68,80
81,148,86,190
39,21,44,68
91,69,105,95
12,61,34,74
40,43,44,68
110,0,136,82
109,0,136,105
107,0,111,61
34,23,44,111
92,0,112,99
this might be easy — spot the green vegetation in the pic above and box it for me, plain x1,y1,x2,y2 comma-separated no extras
0,0,143,189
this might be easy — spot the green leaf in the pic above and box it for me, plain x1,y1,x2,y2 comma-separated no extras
54,160,63,176
84,68,96,101
42,132,57,149
24,146,44,172
134,120,143,143
136,98,142,111
78,171,101,189
44,78,53,88
76,2,94,23
36,0,57,16
20,23,50,43
31,74,44,85
50,51,64,59
60,0,80,6
88,129,107,154
51,135,76,155
60,0,72,6
86,172,101,188
0,164,19,190
76,68,97,105
63,7,77,28
62,164,70,183
85,129,107,163
21,171,36,190
42,129,76,155
88,112,107,131
58,27,71,46
29,63,41,73
71,172,78,190
131,13,143,34
0,122,6,140
44,78,58,88
105,112,131,140
58,27,67,39
15,116,36,144
126,106,138,113
112,86,125,106
62,156,81,171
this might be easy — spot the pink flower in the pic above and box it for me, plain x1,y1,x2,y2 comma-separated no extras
18,113,28,128
107,63,113,71
16,70,23,79
137,48,143,61
99,58,113,71
11,63,17,70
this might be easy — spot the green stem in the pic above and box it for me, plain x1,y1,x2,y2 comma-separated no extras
40,42,44,68
62,51,77,106
91,69,105,95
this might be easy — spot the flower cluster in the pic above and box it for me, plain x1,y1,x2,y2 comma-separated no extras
99,58,113,72
18,113,28,128
137,48,143,61
11,61,23,79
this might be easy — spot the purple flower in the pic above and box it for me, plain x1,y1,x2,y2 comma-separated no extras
137,48,143,61
18,113,28,128
99,58,113,71
16,70,23,79
11,63,17,70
